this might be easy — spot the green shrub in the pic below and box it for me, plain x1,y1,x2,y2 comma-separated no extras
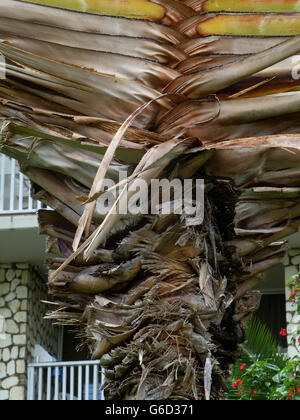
226,318,300,400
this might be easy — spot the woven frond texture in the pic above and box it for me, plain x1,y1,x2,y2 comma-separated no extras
1,0,300,400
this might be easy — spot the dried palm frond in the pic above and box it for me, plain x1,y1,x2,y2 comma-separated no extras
1,0,300,400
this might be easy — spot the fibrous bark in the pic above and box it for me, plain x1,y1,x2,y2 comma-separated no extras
1,0,300,400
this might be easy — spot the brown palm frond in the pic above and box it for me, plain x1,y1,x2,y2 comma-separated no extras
1,0,300,400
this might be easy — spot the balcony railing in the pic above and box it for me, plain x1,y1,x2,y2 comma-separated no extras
27,360,105,401
0,155,45,215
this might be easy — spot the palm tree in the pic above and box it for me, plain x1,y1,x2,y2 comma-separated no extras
1,0,300,400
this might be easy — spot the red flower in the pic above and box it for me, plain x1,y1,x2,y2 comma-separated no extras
253,391,257,397
280,328,287,336
290,292,295,297
240,363,247,371
238,391,242,395
236,379,243,386
298,336,300,344
292,299,296,303
288,392,294,399
298,386,300,393
232,382,237,389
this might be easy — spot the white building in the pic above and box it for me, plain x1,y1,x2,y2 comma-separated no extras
0,155,102,400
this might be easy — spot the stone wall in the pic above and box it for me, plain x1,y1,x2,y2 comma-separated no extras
284,250,300,358
0,263,58,400
26,268,58,362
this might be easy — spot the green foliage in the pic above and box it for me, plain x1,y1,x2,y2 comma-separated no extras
232,317,287,374
270,360,300,400
226,317,300,400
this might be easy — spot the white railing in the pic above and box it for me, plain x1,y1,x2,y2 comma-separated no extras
27,360,105,401
0,155,45,215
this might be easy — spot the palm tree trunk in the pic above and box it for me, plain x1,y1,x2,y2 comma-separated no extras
1,0,300,400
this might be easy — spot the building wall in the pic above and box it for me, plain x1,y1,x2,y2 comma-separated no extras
284,250,300,357
26,269,58,362
0,263,58,400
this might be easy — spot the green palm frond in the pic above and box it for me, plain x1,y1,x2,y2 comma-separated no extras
233,317,287,377
226,317,288,400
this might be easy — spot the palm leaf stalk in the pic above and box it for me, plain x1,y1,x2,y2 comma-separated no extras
1,0,300,400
